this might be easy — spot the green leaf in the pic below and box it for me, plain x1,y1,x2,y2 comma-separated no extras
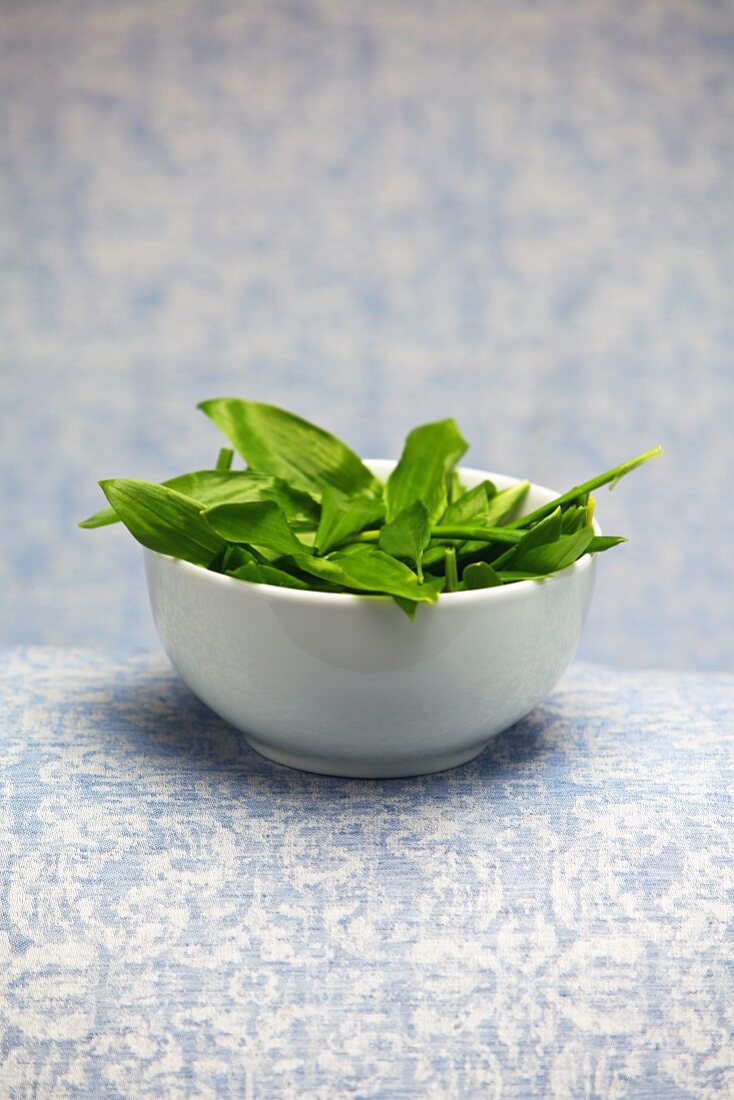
316,487,385,555
228,560,313,590
428,481,529,565
492,507,564,571
439,481,496,526
202,501,438,604
446,470,466,505
298,546,441,604
99,479,225,566
202,500,306,558
560,505,588,534
463,561,503,589
253,479,321,525
221,545,258,573
385,419,468,524
421,482,518,569
378,501,431,580
391,575,447,619
79,469,319,529
483,481,531,526
588,535,628,552
198,398,379,496
210,544,259,574
327,540,379,558
508,527,595,575
391,596,419,620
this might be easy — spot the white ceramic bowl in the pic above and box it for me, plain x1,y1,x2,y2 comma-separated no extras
144,462,598,778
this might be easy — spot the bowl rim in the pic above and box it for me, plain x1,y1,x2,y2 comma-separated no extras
145,462,600,610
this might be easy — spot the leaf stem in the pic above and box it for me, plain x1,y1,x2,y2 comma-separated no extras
216,447,234,471
340,523,521,560
506,446,663,530
431,525,522,545
444,547,459,592
342,529,381,545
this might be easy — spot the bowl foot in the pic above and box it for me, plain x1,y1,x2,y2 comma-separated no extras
243,738,490,779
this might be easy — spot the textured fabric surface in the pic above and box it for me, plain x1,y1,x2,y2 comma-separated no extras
1,0,733,669
1,646,732,1098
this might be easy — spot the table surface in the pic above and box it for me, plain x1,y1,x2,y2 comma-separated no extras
1,647,733,1099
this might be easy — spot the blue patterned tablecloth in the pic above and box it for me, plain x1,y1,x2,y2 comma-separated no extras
1,648,732,1098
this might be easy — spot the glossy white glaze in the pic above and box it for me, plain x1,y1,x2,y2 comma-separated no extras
144,463,597,777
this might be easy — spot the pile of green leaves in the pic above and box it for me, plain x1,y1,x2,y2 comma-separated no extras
80,399,661,617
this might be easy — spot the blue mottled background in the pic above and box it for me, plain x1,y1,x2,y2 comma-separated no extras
1,0,732,669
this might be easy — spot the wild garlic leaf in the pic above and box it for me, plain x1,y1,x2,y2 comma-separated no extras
509,528,595,575
228,560,313,590
324,540,376,559
216,545,258,573
99,479,225,567
299,547,441,603
493,507,564,571
446,470,466,505
514,507,563,554
391,596,419,620
439,481,497,527
202,501,436,604
560,505,588,535
588,535,628,552
78,511,115,531
392,575,446,620
316,487,385,555
463,561,503,590
493,538,623,580
81,470,229,529
80,470,319,529
198,398,379,497
424,482,529,568
433,481,506,562
385,419,468,524
378,501,431,580
202,500,307,558
263,485,319,525
483,481,530,527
